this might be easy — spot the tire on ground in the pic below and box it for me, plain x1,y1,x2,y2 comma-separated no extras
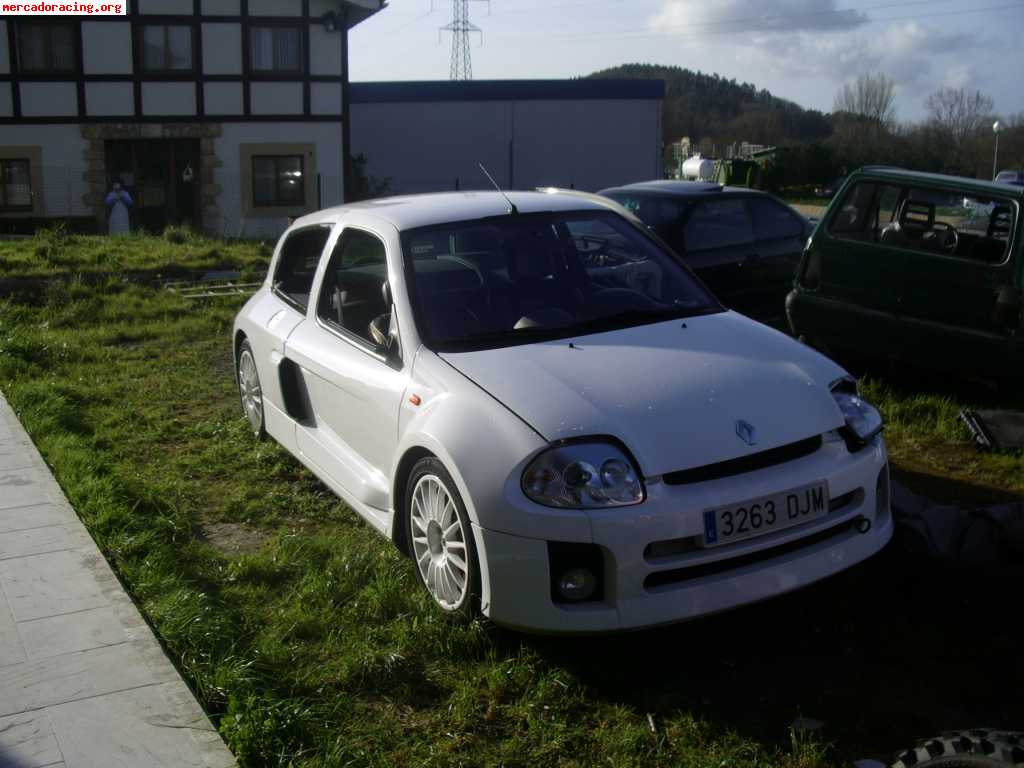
890,730,1024,768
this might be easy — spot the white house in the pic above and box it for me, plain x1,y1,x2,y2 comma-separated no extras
0,0,383,237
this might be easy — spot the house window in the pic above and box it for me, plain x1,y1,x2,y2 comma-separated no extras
253,156,305,207
17,22,76,74
0,160,33,212
249,25,302,73
141,24,194,72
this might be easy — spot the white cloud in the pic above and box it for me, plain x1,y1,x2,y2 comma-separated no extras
648,0,866,36
942,64,975,90
647,0,978,112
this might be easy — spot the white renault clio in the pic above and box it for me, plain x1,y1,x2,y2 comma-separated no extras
233,190,892,633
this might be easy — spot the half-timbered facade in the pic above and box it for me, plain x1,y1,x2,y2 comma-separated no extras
0,0,382,236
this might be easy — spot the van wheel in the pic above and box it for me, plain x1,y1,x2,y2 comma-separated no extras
890,730,1024,768
405,457,480,619
237,340,265,439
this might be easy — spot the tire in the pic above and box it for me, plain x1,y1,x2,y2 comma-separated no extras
405,457,481,620
890,730,1024,768
236,340,266,439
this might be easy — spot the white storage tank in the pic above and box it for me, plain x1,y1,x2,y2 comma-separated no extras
682,155,716,181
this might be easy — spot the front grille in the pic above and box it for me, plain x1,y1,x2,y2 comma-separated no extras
643,515,862,590
662,435,823,485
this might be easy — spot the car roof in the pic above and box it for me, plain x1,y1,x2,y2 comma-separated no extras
598,180,758,197
851,166,1024,199
290,190,615,231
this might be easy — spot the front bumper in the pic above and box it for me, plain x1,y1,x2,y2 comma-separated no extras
477,435,891,633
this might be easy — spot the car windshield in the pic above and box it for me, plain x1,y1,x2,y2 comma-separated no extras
401,210,721,351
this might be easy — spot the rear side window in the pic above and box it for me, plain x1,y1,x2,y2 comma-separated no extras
684,199,754,251
607,193,689,248
748,197,804,240
273,225,332,312
317,229,389,345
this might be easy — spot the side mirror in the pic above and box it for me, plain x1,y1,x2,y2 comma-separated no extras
381,280,392,309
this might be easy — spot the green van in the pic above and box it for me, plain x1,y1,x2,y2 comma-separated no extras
787,167,1023,377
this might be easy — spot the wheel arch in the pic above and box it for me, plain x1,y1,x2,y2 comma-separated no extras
390,445,436,556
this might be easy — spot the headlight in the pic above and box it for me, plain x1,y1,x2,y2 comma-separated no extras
830,378,883,446
522,442,644,508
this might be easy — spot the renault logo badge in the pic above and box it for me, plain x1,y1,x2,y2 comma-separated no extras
735,420,758,446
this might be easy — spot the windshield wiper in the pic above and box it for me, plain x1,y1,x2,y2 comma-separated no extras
435,325,570,352
572,305,713,333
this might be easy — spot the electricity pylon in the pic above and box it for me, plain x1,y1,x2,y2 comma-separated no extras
439,0,489,81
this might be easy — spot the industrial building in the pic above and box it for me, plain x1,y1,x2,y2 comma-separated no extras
0,0,383,237
350,79,665,195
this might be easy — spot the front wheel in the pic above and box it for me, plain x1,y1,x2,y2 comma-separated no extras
405,457,480,619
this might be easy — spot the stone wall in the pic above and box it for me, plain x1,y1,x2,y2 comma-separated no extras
80,123,223,233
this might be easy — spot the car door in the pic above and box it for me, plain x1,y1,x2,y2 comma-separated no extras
744,195,810,326
888,187,1019,369
249,224,334,451
807,180,908,355
284,224,408,522
679,197,760,317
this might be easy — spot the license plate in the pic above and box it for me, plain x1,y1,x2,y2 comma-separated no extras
702,482,829,548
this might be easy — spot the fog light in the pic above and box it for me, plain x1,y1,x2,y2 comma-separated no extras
558,568,596,602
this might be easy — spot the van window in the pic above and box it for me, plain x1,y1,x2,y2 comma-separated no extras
273,225,333,312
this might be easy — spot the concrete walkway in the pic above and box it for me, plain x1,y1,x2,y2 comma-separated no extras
0,393,235,768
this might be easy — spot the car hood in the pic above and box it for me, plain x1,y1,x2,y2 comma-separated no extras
439,312,848,477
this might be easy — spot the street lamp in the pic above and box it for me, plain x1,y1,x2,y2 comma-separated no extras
992,120,1002,180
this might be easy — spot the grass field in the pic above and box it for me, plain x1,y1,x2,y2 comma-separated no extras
0,230,1021,767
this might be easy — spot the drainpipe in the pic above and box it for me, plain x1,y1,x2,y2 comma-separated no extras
341,5,352,203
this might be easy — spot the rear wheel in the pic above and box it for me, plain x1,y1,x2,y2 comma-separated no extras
237,340,265,439
405,457,480,619
890,730,1024,768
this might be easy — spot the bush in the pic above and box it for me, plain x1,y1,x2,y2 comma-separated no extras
163,225,199,245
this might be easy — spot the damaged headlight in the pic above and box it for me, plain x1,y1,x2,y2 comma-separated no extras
830,378,883,447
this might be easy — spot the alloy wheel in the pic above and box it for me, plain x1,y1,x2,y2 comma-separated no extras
409,474,470,610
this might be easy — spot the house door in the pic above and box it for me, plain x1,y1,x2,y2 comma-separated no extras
105,139,200,231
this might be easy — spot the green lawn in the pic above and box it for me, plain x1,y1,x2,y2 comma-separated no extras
0,231,1020,767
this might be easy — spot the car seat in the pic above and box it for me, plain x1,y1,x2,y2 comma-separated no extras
880,199,934,248
501,235,576,328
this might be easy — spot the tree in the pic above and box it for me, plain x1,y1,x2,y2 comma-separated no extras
833,72,897,127
925,87,995,145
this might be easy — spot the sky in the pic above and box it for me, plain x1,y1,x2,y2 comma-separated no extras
349,0,1024,122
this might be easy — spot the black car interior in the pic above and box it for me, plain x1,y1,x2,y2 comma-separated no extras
834,182,1014,264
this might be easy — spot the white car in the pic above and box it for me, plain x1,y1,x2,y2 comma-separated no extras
233,190,892,633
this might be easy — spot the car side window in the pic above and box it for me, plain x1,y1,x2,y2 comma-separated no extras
273,225,333,312
747,197,804,240
683,199,754,251
828,182,901,242
316,228,390,345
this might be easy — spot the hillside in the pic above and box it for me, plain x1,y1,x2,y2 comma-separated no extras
588,63,832,146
